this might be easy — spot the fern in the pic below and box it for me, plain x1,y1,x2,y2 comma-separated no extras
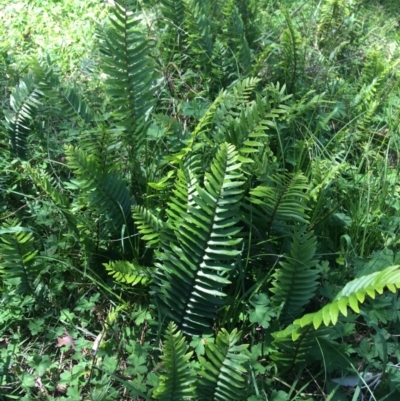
221,1,251,76
197,328,249,400
271,325,339,369
153,321,196,400
184,0,214,69
317,0,350,53
250,172,310,236
32,56,93,123
279,7,303,94
99,0,155,148
28,168,79,235
4,73,42,159
271,225,320,324
155,143,244,335
103,260,150,286
159,0,186,64
65,146,134,237
132,206,165,248
275,264,400,341
0,219,40,294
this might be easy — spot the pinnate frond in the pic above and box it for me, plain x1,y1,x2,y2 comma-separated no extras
4,73,42,159
275,265,400,341
155,143,244,335
271,225,319,324
197,328,249,400
65,145,133,235
153,322,196,400
0,219,40,294
104,260,150,286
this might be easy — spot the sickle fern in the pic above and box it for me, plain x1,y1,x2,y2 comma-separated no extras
4,73,42,159
275,264,400,342
153,322,249,401
99,0,155,150
0,219,40,294
271,225,320,324
153,321,196,400
154,142,245,336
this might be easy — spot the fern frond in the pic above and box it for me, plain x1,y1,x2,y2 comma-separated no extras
160,0,186,29
32,57,93,123
99,1,155,145
5,73,42,159
197,328,249,400
0,219,40,294
184,0,213,69
279,7,303,94
132,206,165,248
103,260,150,286
250,172,310,234
155,143,244,335
159,0,186,64
271,326,337,369
65,145,134,236
214,77,261,135
317,0,348,48
270,226,319,324
153,322,196,400
220,93,282,162
274,264,400,341
221,1,251,76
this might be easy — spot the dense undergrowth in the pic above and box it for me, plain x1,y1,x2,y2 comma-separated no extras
1,0,400,399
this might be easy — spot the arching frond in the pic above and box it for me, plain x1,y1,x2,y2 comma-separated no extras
99,0,155,146
221,1,251,76
250,172,310,235
159,0,186,63
275,265,400,341
279,7,303,94
132,206,165,248
184,0,214,68
32,57,93,123
271,326,338,369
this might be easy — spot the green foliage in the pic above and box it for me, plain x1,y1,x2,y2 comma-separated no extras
4,73,42,159
276,264,400,341
65,145,134,238
155,143,245,335
197,327,249,400
0,219,40,294
99,0,155,145
3,0,400,399
153,321,196,400
154,323,249,401
103,260,151,286
270,226,319,324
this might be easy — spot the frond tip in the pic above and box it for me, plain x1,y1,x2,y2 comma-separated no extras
274,265,400,341
197,328,249,401
103,260,150,286
153,322,196,400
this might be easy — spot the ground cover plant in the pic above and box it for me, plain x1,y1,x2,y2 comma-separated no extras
2,0,400,399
